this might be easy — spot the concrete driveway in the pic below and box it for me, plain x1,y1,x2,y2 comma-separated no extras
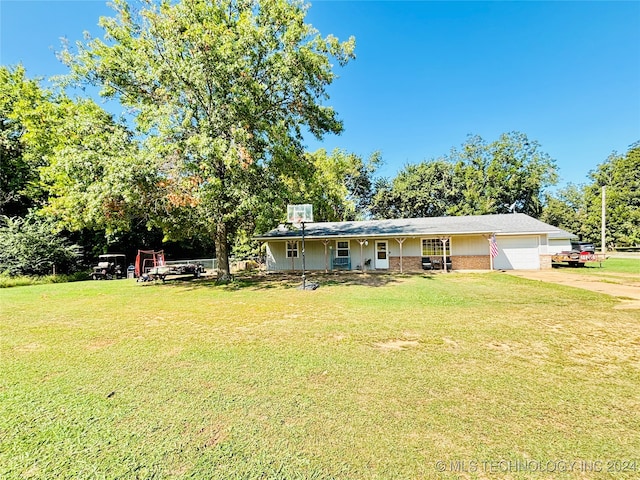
506,263,640,310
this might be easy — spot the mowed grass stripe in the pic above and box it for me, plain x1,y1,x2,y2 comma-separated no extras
1,273,638,479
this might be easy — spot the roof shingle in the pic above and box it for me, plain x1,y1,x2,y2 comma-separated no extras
255,213,576,240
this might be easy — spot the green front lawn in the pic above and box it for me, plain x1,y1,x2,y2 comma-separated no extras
571,256,640,276
1,273,638,479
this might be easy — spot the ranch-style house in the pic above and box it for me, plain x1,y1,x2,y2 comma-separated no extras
254,213,577,272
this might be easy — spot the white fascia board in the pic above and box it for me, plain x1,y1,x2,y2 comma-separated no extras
494,231,556,237
258,230,500,241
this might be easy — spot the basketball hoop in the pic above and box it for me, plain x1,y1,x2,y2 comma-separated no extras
292,216,303,229
287,204,313,224
287,204,314,290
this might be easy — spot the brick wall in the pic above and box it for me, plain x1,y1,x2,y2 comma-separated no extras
388,256,422,272
539,255,552,269
453,255,491,270
387,255,491,272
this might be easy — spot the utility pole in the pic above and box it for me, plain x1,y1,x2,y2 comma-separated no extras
601,186,606,254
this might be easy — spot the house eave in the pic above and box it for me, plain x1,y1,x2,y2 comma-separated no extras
255,229,562,242
253,213,578,242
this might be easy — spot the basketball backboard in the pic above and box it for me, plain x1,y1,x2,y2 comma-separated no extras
287,204,313,224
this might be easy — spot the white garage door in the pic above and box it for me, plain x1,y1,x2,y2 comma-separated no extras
493,236,540,270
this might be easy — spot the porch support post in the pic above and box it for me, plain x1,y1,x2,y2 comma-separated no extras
322,240,330,273
395,238,406,273
357,239,368,272
440,237,450,273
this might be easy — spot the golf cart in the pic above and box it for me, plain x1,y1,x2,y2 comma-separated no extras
91,254,126,280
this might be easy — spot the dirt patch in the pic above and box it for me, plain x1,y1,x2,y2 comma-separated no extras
374,339,420,351
14,343,44,353
86,339,117,351
505,269,640,309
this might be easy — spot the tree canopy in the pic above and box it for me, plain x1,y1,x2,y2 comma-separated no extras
285,148,381,222
1,65,152,242
542,142,639,248
59,0,355,279
1,65,53,217
371,159,456,219
371,132,558,219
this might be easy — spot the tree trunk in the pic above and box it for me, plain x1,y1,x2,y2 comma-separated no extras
215,221,232,282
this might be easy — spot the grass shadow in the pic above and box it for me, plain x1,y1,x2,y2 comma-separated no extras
152,271,438,291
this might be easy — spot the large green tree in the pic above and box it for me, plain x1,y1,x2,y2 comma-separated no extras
541,142,640,248
0,65,150,243
2,65,178,273
0,65,53,216
60,0,355,279
0,213,81,276
540,183,587,238
371,132,557,219
370,159,457,219
449,132,558,217
583,143,640,248
284,148,381,222
38,97,152,237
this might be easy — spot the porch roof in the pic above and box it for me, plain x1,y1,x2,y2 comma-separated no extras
255,213,577,241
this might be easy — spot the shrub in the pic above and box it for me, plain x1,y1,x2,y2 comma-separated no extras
0,271,90,288
0,214,81,276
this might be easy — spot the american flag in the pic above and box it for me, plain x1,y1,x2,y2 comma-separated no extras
490,234,499,258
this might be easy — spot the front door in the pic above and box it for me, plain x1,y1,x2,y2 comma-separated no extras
375,241,389,269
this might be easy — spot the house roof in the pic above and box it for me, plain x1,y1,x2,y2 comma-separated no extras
255,213,577,241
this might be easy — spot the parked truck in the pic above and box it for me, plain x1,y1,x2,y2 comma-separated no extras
552,242,606,267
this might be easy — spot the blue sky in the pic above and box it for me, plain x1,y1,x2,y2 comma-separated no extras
2,0,639,189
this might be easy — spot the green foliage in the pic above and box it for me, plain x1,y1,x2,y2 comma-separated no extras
38,99,152,236
0,271,89,288
583,143,640,247
541,184,587,237
229,148,380,258
371,159,456,218
1,65,150,243
449,132,558,217
0,65,53,216
0,214,81,276
285,148,381,222
60,0,355,278
371,132,557,219
543,142,640,247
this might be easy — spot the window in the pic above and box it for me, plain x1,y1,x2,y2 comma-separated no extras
422,238,448,256
336,240,350,257
286,241,299,258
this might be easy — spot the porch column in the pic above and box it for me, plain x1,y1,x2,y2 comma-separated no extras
395,238,406,273
357,239,369,272
440,237,450,273
322,239,331,273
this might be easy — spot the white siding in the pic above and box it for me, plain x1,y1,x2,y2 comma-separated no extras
548,238,572,254
450,235,488,256
266,240,377,271
393,238,421,257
